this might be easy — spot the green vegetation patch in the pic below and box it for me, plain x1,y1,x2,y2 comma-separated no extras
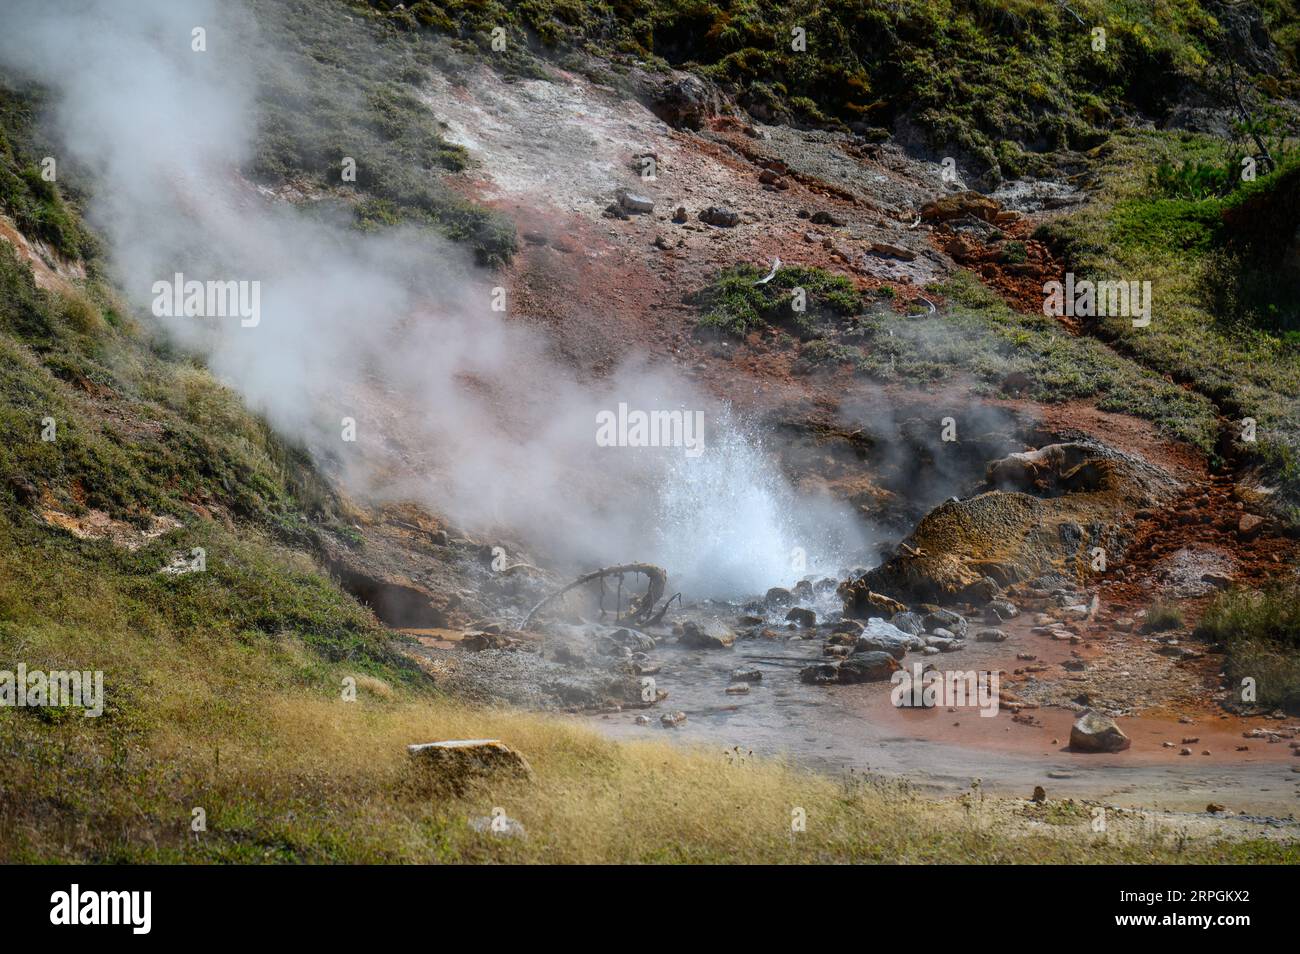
1196,584,1300,711
1043,130,1300,515
694,264,860,338
0,85,93,261
359,0,1245,177
246,0,516,265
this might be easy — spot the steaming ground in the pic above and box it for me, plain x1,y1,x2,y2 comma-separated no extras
0,0,867,596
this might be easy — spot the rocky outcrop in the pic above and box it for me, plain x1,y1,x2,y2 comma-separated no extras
847,441,1182,603
985,443,1096,493
640,73,723,130
920,190,1002,225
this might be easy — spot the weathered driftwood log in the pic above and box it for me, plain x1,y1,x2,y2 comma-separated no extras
518,563,667,630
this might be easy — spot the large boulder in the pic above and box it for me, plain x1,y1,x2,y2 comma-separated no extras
850,442,1181,603
1069,711,1131,753
408,740,533,793
643,74,719,130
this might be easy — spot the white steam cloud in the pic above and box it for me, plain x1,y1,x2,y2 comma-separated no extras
0,0,866,596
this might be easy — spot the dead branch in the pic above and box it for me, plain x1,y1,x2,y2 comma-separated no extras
646,592,683,625
518,563,668,630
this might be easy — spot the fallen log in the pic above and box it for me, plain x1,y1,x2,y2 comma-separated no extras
518,563,668,630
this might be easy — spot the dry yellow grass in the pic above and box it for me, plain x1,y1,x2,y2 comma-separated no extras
5,677,1290,864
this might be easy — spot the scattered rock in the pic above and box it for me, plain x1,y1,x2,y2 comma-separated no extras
660,710,687,728
831,619,866,637
924,609,969,638
869,241,916,261
681,620,736,649
731,667,763,682
975,628,1008,643
890,611,925,636
1237,513,1264,539
764,586,794,607
855,618,922,658
987,600,1019,620
840,582,907,619
838,651,903,683
607,627,656,653
699,206,740,227
785,606,817,628
799,662,841,685
618,191,654,214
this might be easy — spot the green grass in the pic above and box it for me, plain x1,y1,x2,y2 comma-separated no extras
240,0,517,265
0,85,93,261
358,0,1261,177
0,241,334,529
1043,130,1300,515
1143,599,1185,633
694,264,861,338
1196,584,1300,711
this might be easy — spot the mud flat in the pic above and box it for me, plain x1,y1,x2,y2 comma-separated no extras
585,609,1300,819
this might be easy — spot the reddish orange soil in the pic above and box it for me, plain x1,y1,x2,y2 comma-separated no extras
930,217,1062,316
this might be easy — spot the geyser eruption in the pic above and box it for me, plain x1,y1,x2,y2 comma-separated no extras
649,413,858,596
